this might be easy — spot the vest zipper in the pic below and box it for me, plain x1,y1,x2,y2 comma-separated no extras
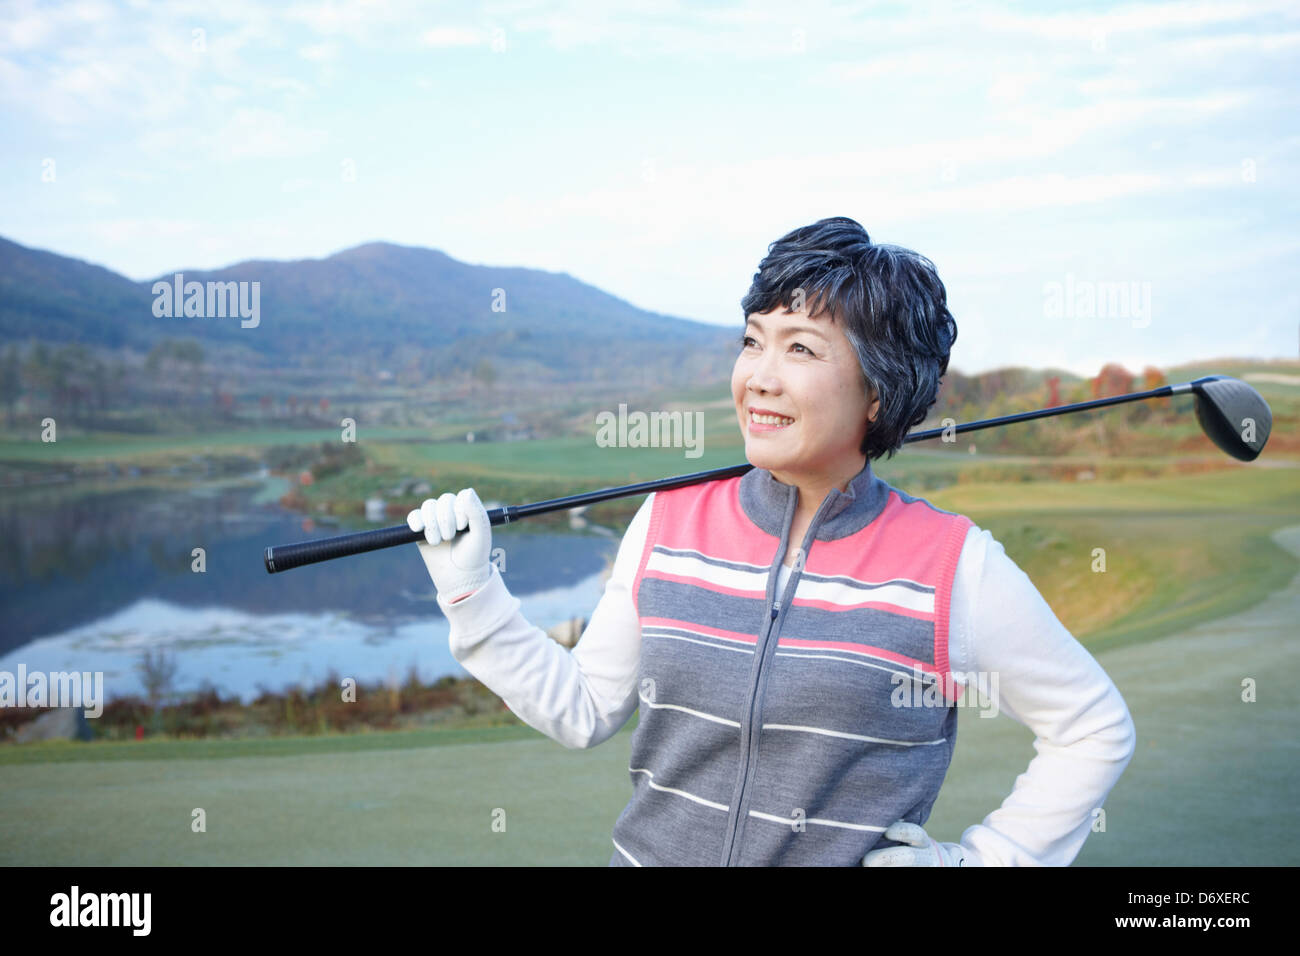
722,500,830,866
771,548,805,620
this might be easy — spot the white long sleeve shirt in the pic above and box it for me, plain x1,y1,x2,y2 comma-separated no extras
435,492,1138,866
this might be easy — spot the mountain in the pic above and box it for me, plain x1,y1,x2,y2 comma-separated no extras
0,236,739,383
0,236,155,350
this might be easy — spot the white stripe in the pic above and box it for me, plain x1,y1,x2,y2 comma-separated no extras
773,649,934,681
612,838,642,866
649,548,936,615
643,633,935,682
629,767,730,811
643,629,755,654
638,692,742,728
762,722,948,747
795,576,934,614
654,546,771,572
646,549,768,593
808,571,932,590
748,809,887,833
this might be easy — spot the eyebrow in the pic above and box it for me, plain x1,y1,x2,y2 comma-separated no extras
744,315,829,340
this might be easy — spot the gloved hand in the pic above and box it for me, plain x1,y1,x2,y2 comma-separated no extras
862,820,975,866
406,489,494,603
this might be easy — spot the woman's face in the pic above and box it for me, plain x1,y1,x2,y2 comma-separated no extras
731,303,880,487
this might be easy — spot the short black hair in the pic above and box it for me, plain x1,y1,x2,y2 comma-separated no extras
740,216,957,461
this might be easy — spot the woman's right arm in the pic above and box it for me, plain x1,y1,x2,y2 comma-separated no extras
432,493,654,750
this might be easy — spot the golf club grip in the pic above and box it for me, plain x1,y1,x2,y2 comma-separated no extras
263,463,755,574
264,507,510,573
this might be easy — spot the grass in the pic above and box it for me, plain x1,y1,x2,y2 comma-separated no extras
0,721,552,766
922,467,1300,654
0,728,642,865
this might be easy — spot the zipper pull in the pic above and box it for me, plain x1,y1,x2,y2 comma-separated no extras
771,548,806,621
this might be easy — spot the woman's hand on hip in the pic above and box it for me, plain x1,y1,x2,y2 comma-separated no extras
862,820,975,866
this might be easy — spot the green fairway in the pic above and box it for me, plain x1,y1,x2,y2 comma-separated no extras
926,524,1300,866
0,722,546,767
924,467,1300,654
0,727,636,865
0,427,432,461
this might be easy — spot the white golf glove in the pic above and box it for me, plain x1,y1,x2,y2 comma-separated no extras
862,820,976,866
406,489,494,603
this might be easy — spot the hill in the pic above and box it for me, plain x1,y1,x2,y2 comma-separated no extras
0,235,738,385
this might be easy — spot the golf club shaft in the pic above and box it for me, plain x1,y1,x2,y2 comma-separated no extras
263,378,1199,574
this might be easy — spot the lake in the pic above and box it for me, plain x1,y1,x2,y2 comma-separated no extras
0,475,622,703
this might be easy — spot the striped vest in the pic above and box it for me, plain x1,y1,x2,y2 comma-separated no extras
608,460,973,866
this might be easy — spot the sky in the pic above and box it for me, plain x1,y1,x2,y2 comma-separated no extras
2,0,1298,377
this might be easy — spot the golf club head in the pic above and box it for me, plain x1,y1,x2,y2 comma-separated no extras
1190,376,1272,462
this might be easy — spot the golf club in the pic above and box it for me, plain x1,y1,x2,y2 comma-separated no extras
263,374,1271,574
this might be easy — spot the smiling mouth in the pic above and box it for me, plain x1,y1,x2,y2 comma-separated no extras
749,410,795,427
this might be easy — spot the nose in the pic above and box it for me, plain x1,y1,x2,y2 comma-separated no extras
744,347,783,396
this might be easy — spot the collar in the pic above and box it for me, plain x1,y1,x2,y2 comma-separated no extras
738,457,892,542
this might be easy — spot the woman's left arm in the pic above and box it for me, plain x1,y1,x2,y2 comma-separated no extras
946,523,1138,866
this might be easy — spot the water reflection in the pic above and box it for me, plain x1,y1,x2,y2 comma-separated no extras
0,477,620,702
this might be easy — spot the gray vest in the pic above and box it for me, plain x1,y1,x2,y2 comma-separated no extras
608,460,972,866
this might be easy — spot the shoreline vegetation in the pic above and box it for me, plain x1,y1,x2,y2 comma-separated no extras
0,669,529,746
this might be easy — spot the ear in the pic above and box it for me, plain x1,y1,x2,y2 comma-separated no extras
866,384,881,424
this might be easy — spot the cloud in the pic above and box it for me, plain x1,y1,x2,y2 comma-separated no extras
269,77,313,96
85,217,201,244
298,41,338,61
219,108,330,159
283,0,405,37
976,0,1296,38
419,26,484,48
1,10,54,49
78,188,118,207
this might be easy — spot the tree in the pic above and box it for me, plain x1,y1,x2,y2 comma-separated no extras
90,358,109,412
48,346,72,414
473,357,497,389
52,343,93,419
24,342,51,400
1092,363,1134,399
138,648,178,710
144,339,205,406
1046,376,1061,408
0,346,20,427
172,338,204,379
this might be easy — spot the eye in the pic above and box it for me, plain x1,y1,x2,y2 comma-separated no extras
740,334,757,348
791,342,814,356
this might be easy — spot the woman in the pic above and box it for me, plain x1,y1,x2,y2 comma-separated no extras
408,216,1136,866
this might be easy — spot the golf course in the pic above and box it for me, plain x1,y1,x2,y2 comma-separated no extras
3,0,1297,877
2,458,1296,865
